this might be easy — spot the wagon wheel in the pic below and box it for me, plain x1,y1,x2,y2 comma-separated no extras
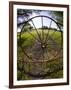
18,15,63,79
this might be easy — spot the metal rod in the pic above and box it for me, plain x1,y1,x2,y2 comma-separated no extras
45,20,52,43
30,19,42,44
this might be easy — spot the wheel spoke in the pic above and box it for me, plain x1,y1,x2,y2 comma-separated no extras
44,20,52,44
44,32,62,49
41,16,44,42
46,26,60,42
25,28,42,43
30,19,42,43
49,26,59,39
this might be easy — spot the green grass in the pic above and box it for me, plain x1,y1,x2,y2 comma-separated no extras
17,29,63,80
17,29,62,48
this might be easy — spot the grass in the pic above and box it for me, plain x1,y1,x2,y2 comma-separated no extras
17,29,63,80
18,29,62,47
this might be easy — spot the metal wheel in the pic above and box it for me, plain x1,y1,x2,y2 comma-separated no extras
18,15,63,79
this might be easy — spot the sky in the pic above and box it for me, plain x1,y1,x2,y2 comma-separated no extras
17,10,60,32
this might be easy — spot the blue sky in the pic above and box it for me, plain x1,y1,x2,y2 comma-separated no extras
17,10,59,32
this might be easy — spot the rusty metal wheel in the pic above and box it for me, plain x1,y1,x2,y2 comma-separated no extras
18,15,63,79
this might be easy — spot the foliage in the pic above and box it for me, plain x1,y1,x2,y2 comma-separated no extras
23,23,33,32
49,11,63,25
17,9,41,16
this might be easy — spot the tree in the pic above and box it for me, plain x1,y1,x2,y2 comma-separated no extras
17,9,41,27
49,11,63,25
23,23,33,32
